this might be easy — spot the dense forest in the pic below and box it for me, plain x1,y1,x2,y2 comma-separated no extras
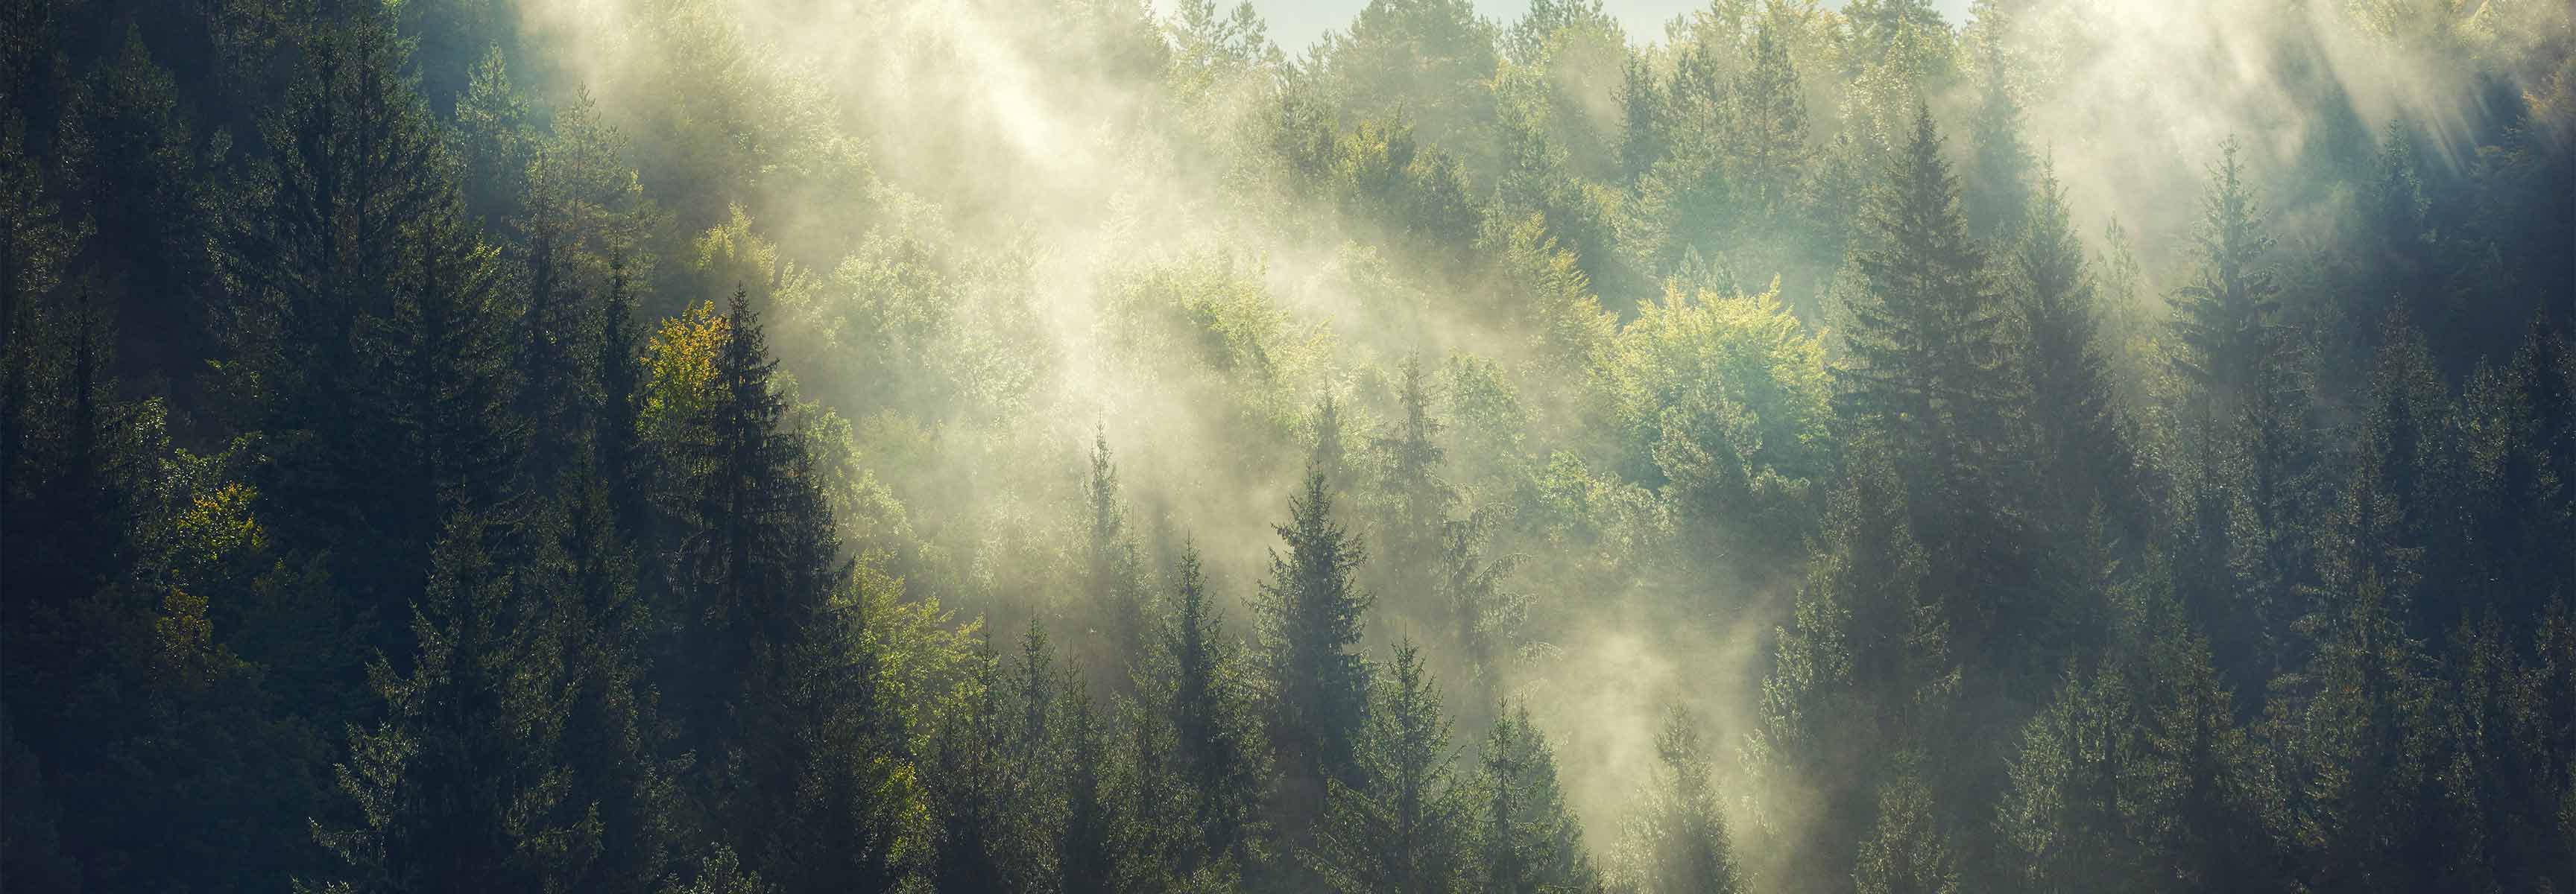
2,0,2572,888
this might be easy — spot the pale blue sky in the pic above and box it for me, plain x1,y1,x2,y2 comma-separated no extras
1247,0,1979,60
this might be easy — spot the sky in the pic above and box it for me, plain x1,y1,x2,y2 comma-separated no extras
1247,0,1982,58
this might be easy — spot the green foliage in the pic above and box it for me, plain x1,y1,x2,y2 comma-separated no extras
1313,641,1471,894
6,1,2573,892
1611,706,1741,894
1606,280,1830,557
1476,703,1595,894
1257,462,1377,857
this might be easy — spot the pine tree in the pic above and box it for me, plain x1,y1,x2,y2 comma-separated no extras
2283,571,2438,892
1377,354,1450,574
1085,428,1148,685
1733,7,1806,223
1852,764,1956,894
2355,122,2436,343
2168,138,2281,431
1836,104,2030,673
57,26,216,394
2122,583,2273,891
1757,451,1958,887
452,46,531,235
1616,706,1741,894
219,19,528,675
2015,161,2132,536
653,288,914,892
1477,703,1595,894
1998,668,2153,893
1617,57,1667,185
1311,392,1351,494
597,257,651,543
549,483,677,892
1312,641,1469,894
305,513,598,893
1436,512,1517,705
1257,463,1375,863
1058,685,1121,894
369,188,525,536
1960,9,2031,239
1157,545,1266,872
926,643,1009,893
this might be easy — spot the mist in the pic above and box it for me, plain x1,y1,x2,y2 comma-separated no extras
2,0,2570,888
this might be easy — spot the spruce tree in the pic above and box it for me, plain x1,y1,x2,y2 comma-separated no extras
1617,706,1741,894
1617,57,1667,186
1476,703,1594,894
222,19,479,665
2014,160,2133,540
1085,428,1147,685
1312,641,1468,894
306,513,597,893
2168,138,2281,431
1058,685,1121,894
1733,7,1806,222
1257,463,1374,865
1852,764,1956,894
1836,104,2030,675
1158,545,1266,872
1961,11,2031,239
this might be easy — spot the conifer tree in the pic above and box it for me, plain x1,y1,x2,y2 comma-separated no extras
1733,8,1806,222
2014,161,2133,538
1616,706,1741,894
1257,462,1374,863
1377,355,1450,578
452,47,530,235
2168,139,2281,430
306,513,597,893
1477,703,1595,894
1058,685,1121,894
1085,428,1147,683
1852,764,1955,894
1836,104,2030,673
223,19,497,663
926,643,1008,893
1998,668,2151,893
1617,57,1667,185
1313,641,1469,894
1155,545,1266,872
57,27,215,392
1961,12,2030,239
549,483,676,892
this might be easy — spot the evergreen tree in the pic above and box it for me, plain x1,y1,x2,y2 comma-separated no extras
1836,104,2032,675
1477,703,1595,894
1257,463,1375,864
1377,354,1450,577
1615,706,1741,894
1733,7,1806,222
451,46,530,235
1313,641,1470,894
2014,161,2132,536
222,18,525,672
550,484,677,892
1155,545,1266,873
1085,428,1148,685
57,27,215,395
305,513,598,893
926,642,1009,893
1960,10,2030,239
2168,138,2281,429
1617,57,1667,185
1058,685,1122,894
1852,764,1956,894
